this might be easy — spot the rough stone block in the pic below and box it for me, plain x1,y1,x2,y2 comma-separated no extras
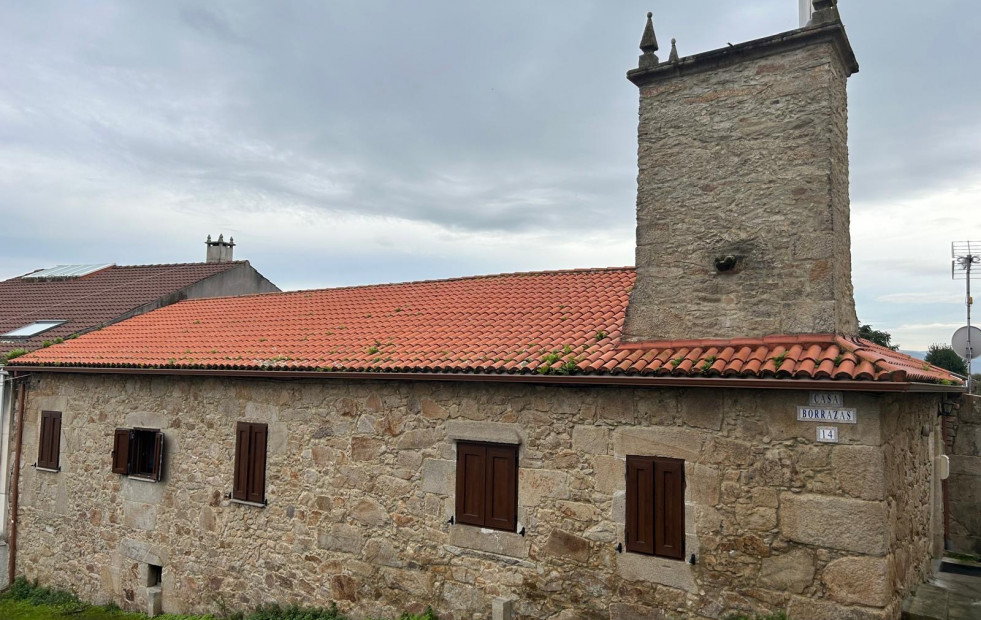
758,547,815,594
572,425,610,454
617,552,696,592
518,469,570,506
822,555,892,607
557,500,601,522
421,459,455,495
832,445,886,501
594,455,624,494
780,493,888,555
318,524,363,554
123,502,157,532
544,529,589,563
787,596,892,620
609,602,662,620
350,436,383,461
351,498,390,526
613,426,704,462
735,504,778,531
679,389,724,430
396,429,436,450
689,463,720,506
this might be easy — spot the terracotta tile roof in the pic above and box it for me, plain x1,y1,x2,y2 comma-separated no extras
11,267,962,386
0,262,246,355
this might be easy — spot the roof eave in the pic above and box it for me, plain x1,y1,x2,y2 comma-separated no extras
7,364,965,393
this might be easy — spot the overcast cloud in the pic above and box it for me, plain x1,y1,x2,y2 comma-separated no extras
0,1,979,351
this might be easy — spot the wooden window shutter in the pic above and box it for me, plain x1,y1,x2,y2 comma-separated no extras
654,457,685,560
625,455,655,554
455,443,486,527
38,411,62,470
111,428,132,475
484,444,517,532
150,431,165,482
247,423,268,504
232,422,250,501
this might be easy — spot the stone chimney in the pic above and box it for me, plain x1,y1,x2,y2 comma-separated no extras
205,234,235,263
622,2,860,343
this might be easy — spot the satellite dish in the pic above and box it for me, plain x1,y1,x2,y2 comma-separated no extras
951,326,981,359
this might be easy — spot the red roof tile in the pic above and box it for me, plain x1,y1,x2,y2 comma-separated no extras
10,267,963,386
1,262,246,355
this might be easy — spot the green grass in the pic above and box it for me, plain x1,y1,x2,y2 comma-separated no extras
0,578,439,620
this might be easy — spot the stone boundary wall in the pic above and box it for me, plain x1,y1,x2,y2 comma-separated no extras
13,374,940,620
948,394,981,555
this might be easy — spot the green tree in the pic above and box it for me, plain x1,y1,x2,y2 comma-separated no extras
924,344,968,376
858,323,899,351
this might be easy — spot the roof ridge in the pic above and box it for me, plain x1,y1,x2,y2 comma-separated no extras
2,262,247,326
114,261,246,269
167,265,639,304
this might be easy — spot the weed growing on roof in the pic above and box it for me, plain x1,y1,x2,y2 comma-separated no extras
833,354,844,367
67,333,78,339
700,356,717,374
1,348,27,362
595,330,608,341
669,356,685,368
771,352,788,366
395,307,403,312
259,338,267,342
41,340,52,348
167,358,176,365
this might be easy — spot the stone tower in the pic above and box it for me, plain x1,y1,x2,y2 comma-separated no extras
622,1,860,343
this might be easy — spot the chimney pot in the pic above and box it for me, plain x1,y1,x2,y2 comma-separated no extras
205,234,236,263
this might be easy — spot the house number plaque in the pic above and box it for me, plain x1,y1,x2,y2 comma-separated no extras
816,426,839,443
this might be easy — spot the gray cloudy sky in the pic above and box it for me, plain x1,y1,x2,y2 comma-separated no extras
0,1,978,351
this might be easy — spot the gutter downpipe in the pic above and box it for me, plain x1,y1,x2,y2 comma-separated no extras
7,377,25,586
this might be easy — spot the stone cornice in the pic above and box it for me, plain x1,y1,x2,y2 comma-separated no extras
627,20,858,88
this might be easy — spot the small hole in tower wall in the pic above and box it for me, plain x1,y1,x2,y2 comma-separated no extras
147,564,162,587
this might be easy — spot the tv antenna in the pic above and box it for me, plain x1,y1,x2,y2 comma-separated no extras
952,241,981,388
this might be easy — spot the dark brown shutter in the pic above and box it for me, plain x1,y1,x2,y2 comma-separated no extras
247,423,268,503
150,431,165,482
485,444,517,531
455,443,486,527
626,456,655,554
233,422,250,500
111,428,132,475
654,457,685,559
38,411,62,470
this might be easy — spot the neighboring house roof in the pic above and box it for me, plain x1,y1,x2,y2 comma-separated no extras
11,267,962,388
0,262,254,356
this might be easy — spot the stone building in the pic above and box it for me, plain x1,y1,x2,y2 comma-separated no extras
4,3,966,620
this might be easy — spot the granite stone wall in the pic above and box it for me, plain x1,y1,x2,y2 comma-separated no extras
14,373,939,620
948,394,981,555
624,34,859,342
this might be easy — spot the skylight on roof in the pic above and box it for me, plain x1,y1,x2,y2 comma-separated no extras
2,321,66,338
21,264,113,280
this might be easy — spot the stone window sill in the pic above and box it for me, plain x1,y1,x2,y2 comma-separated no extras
34,466,60,473
127,475,159,484
230,498,266,509
447,523,528,559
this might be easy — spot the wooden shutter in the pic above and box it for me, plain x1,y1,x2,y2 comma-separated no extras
247,423,268,503
38,411,62,470
455,443,486,527
485,444,517,532
654,457,685,560
150,431,165,482
111,428,132,475
625,455,655,554
233,422,250,501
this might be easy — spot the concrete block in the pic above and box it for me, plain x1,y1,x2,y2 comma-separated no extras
492,598,514,620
